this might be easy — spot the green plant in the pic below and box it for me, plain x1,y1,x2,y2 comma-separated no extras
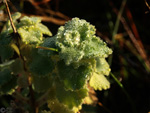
0,9,112,113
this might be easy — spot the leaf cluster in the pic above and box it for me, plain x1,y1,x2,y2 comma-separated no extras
0,13,112,113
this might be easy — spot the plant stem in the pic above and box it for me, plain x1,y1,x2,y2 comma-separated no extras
36,46,58,52
4,0,17,34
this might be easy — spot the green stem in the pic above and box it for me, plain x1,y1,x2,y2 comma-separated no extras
36,46,58,52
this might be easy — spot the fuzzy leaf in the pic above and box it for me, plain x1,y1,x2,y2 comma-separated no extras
89,72,110,90
95,58,111,76
17,15,52,45
37,23,52,36
18,26,43,45
56,18,112,65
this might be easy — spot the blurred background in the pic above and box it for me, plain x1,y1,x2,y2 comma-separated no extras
0,0,150,113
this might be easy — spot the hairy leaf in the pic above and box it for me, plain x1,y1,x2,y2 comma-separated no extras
17,15,52,45
56,18,112,65
89,72,110,90
95,58,111,76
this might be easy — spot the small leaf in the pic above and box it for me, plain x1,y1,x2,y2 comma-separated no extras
95,58,111,76
37,23,52,36
89,72,110,90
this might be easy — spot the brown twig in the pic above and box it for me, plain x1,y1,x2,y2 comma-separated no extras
28,0,70,21
21,13,67,25
4,0,17,33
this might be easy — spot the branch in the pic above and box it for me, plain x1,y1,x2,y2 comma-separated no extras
4,0,17,33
